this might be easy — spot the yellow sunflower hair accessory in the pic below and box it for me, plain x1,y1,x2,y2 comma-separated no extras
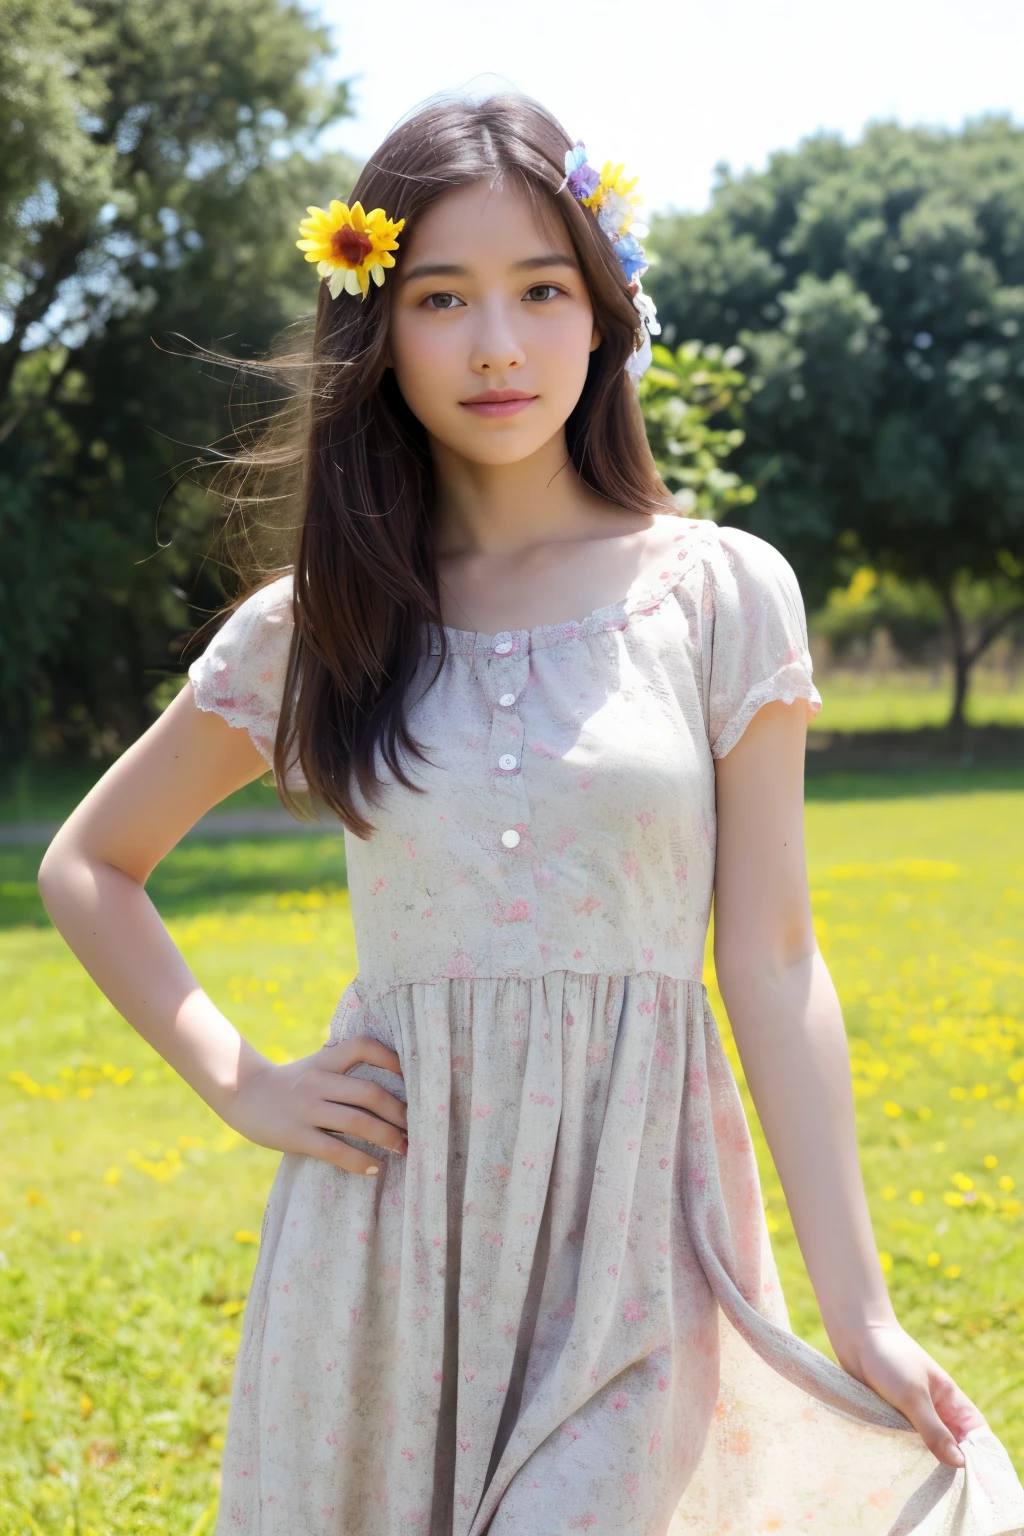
296,199,406,300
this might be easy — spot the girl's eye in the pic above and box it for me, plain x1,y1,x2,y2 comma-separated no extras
423,292,464,311
525,284,560,302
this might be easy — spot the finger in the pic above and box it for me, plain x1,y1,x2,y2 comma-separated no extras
320,1037,404,1077
304,1129,385,1177
315,1101,409,1155
904,1388,967,1468
312,1069,409,1132
929,1367,988,1440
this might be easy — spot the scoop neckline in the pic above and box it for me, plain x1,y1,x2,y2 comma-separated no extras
423,516,710,655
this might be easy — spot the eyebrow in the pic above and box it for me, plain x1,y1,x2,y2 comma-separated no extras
400,252,579,283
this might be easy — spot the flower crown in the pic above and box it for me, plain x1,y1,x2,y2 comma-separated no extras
557,141,660,384
295,139,659,382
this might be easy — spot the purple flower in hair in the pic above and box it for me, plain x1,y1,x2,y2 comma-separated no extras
558,141,600,201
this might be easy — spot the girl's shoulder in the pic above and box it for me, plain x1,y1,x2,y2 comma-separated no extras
666,518,822,759
186,571,300,779
650,515,809,630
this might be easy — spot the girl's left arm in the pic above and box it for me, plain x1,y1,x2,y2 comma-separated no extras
711,696,985,1471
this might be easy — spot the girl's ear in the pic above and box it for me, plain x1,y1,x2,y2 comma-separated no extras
589,323,601,353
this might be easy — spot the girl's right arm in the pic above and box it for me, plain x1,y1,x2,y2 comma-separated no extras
36,682,409,1175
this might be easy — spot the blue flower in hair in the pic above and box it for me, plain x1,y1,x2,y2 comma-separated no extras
557,136,660,384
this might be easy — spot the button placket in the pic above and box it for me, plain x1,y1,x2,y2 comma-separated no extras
484,634,529,851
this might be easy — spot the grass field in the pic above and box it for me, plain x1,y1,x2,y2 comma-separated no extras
1,771,1023,1530
810,667,1024,732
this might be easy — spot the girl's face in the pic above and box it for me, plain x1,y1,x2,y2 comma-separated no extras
385,178,602,466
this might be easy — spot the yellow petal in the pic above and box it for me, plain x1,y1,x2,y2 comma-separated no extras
357,266,370,298
329,199,349,224
343,266,362,296
370,262,385,286
327,268,346,299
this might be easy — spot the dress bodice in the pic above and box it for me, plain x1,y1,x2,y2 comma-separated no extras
188,517,822,989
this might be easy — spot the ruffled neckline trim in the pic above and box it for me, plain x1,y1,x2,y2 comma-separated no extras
423,517,715,656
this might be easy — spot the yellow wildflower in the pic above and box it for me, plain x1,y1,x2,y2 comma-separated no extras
926,1251,941,1266
234,1230,258,1245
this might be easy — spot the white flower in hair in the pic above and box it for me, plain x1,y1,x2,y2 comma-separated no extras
625,279,662,386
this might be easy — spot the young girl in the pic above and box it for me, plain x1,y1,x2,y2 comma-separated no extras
38,88,1024,1535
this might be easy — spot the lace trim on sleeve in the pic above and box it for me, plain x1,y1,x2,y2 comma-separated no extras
711,658,823,760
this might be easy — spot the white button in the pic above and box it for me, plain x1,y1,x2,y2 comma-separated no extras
499,693,516,707
501,828,521,848
492,634,513,655
498,753,518,771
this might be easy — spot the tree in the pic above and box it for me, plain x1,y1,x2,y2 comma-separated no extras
645,118,1024,728
638,339,756,522
0,0,361,757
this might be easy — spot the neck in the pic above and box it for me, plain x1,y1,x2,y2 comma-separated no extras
429,427,622,558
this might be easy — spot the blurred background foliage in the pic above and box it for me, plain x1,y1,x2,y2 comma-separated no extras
645,118,1024,725
0,0,360,760
1,0,1023,759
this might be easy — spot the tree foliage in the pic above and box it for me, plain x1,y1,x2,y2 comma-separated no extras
638,339,756,522
645,118,1024,725
0,0,361,756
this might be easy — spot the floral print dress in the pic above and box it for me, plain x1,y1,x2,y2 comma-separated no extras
188,516,1024,1536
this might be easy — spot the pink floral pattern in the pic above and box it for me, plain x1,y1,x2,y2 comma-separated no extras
189,519,1024,1534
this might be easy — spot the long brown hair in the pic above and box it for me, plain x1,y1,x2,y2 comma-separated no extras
203,89,671,838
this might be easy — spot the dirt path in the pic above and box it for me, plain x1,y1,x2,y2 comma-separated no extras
0,809,340,847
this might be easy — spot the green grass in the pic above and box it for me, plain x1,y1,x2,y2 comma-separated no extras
810,667,1024,732
714,775,1024,1463
1,774,1023,1529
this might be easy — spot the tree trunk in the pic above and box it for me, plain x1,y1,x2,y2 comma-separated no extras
949,646,971,734
938,580,1024,736
0,220,86,414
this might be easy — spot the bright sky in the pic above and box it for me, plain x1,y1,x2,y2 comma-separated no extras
313,0,1024,217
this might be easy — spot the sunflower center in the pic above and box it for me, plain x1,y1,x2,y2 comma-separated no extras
331,226,374,266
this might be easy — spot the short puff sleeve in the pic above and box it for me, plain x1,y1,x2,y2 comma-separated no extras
703,524,822,759
187,573,306,789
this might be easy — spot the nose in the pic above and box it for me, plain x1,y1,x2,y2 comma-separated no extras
469,295,527,373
